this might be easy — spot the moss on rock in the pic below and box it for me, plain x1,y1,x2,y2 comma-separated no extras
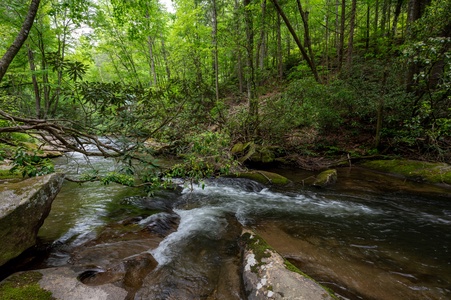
234,170,291,185
313,169,337,187
362,160,451,185
0,271,53,300
241,232,273,272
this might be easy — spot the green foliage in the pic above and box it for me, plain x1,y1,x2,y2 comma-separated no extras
101,172,135,186
9,148,55,178
168,131,238,188
258,77,344,146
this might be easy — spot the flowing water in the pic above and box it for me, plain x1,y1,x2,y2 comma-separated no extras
12,152,451,299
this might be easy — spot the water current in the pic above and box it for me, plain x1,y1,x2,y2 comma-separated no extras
20,152,451,299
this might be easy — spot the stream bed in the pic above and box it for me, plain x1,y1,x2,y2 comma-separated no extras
8,152,451,299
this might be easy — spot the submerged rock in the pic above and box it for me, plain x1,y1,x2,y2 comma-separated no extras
233,170,291,186
0,173,64,266
361,159,451,185
313,169,337,188
38,267,127,300
240,230,336,300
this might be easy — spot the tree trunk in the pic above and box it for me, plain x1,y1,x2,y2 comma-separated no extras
276,12,283,80
160,34,171,81
337,0,346,72
391,0,404,38
366,2,370,50
375,70,388,149
296,0,317,78
212,0,219,102
335,0,340,49
27,44,41,119
243,0,258,138
148,36,158,86
0,0,41,83
347,0,357,67
270,0,320,82
256,0,267,71
234,0,244,94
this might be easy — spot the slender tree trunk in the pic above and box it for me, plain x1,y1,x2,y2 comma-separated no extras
36,30,51,118
234,0,244,94
212,0,219,102
160,34,171,81
0,0,41,83
337,0,346,72
335,0,340,49
366,2,370,50
271,0,320,82
296,0,317,77
243,0,258,138
381,0,388,36
374,0,379,36
27,44,41,118
276,12,283,80
256,0,267,71
148,36,158,86
375,69,388,149
347,0,357,67
406,0,430,93
391,0,404,38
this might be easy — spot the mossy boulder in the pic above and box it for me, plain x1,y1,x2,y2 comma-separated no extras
361,160,451,185
0,173,64,266
313,169,337,188
234,170,291,185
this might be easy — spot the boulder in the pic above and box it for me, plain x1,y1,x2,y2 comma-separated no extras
313,169,337,188
0,173,64,266
240,230,336,300
234,170,291,186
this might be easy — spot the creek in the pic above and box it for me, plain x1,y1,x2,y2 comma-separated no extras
7,151,451,299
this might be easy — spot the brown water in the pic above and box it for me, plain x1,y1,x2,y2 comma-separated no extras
10,153,451,299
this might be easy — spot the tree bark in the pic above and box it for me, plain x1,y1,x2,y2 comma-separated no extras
148,36,158,86
347,0,357,67
0,0,41,83
391,0,404,38
276,12,283,80
27,44,41,119
296,0,317,78
243,0,258,138
270,0,320,82
212,0,220,102
337,0,346,72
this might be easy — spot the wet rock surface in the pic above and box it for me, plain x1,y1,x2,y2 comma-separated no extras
38,267,128,300
241,230,335,300
0,173,64,266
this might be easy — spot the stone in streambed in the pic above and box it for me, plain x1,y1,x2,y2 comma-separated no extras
313,169,337,188
0,173,64,266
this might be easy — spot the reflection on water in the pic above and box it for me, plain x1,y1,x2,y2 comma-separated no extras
35,154,451,299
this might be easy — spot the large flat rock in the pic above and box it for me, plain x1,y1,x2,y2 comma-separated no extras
241,230,335,300
0,173,64,266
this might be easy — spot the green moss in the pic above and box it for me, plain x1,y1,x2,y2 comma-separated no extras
313,169,337,187
241,232,273,272
283,260,313,279
283,260,339,299
0,169,21,180
235,170,290,185
362,160,451,185
0,271,53,300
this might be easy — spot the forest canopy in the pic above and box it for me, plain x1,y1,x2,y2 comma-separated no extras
0,0,450,185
